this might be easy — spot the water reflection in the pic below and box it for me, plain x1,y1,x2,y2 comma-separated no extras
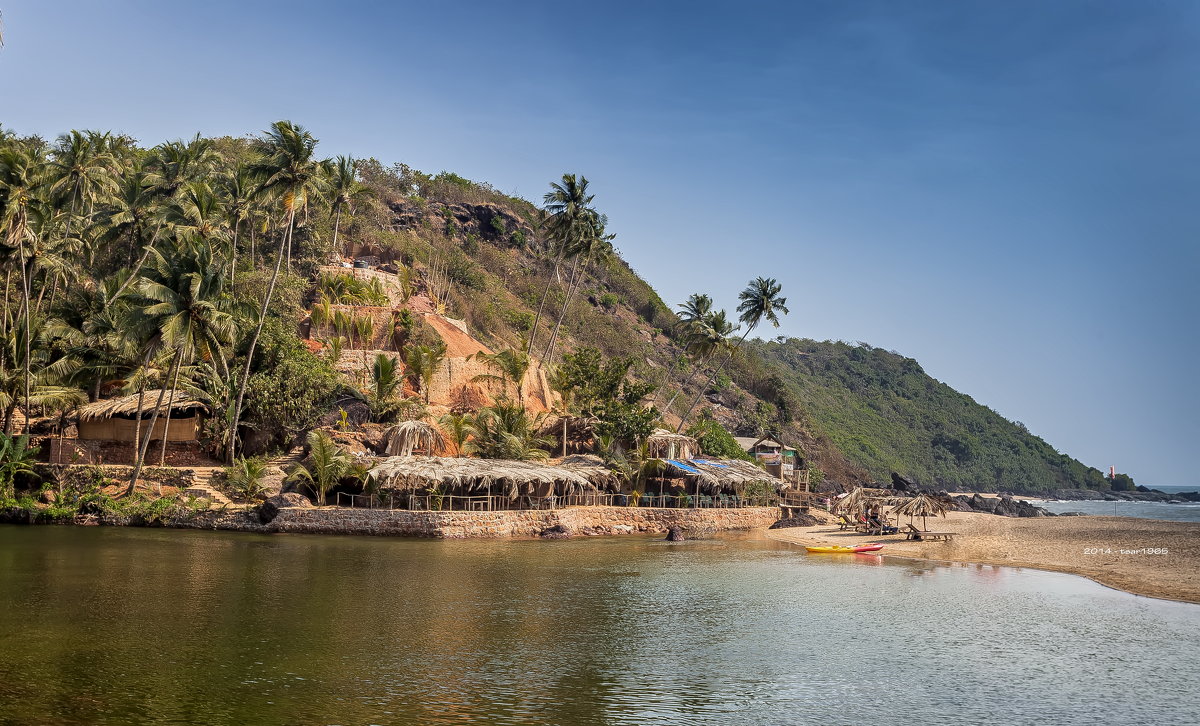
0,527,1197,725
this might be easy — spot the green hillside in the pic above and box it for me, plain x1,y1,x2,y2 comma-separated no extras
742,338,1122,493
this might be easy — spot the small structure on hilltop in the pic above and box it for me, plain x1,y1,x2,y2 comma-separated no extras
76,390,207,443
735,434,808,488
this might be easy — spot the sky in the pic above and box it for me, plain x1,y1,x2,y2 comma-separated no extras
1,1,1197,484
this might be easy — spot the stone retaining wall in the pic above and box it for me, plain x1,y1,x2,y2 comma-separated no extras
169,506,779,539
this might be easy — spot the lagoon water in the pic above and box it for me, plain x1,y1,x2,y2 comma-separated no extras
1,527,1198,726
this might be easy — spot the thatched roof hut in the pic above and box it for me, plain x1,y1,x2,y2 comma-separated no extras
556,454,627,491
368,456,616,499
645,429,699,460
382,420,448,457
651,458,778,495
77,389,206,421
833,487,906,515
76,389,207,442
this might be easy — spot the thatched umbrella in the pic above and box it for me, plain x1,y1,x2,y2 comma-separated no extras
892,492,950,530
382,420,448,457
833,486,870,516
646,429,699,460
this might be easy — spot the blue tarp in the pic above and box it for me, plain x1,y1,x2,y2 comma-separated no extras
665,459,701,474
691,459,728,468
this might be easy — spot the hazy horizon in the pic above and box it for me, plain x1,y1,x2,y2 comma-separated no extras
1,0,1196,484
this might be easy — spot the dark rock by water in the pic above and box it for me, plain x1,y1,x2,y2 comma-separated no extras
665,526,686,541
539,524,572,539
769,514,820,529
257,493,312,524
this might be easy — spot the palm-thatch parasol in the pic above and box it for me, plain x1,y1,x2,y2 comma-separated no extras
382,420,448,457
891,492,951,530
645,429,699,460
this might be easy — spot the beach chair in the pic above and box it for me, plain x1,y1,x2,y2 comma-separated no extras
837,514,856,530
905,524,956,542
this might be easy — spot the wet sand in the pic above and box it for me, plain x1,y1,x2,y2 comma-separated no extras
766,509,1200,603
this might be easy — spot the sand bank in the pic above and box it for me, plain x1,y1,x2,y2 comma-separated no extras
767,510,1200,603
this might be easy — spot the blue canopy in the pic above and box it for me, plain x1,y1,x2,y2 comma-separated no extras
691,459,728,468
665,459,701,474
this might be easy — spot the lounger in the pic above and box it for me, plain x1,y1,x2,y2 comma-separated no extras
905,524,956,542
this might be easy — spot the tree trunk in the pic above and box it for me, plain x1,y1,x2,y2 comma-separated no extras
113,224,163,300
542,254,582,365
527,249,564,357
124,348,155,496
332,207,342,258
675,328,753,433
157,350,185,467
128,347,182,495
230,219,239,284
228,206,294,464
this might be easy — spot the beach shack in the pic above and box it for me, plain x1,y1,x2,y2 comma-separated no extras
735,435,807,488
76,389,207,443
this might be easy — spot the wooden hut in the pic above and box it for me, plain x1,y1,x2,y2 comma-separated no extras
76,390,206,443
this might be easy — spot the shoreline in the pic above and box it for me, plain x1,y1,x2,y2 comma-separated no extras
765,510,1200,604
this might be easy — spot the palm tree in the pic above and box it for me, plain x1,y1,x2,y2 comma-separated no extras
367,353,403,421
228,121,326,463
528,175,594,358
219,166,255,283
404,341,447,404
662,300,739,416
0,142,48,431
466,400,553,461
471,347,531,406
541,212,613,365
46,130,115,262
286,429,352,506
437,412,473,454
676,277,789,431
127,242,235,488
327,156,371,258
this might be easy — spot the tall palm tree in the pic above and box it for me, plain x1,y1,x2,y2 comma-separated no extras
528,174,594,358
327,156,371,258
471,347,531,406
0,142,48,431
220,166,255,283
127,242,235,488
676,277,789,431
466,400,553,461
662,300,739,416
46,130,115,260
542,213,613,365
228,121,326,463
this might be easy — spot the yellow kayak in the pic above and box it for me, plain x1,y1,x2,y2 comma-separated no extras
805,544,884,554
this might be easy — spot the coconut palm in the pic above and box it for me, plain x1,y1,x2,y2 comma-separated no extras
438,412,473,454
677,276,789,431
466,400,553,461
286,429,352,506
662,304,739,416
46,130,116,258
404,341,447,404
471,347,531,406
219,165,255,283
367,353,403,421
229,121,326,463
528,174,594,357
0,142,48,430
541,211,613,365
327,155,371,257
126,241,236,487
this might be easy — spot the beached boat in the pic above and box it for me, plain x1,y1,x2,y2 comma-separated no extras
804,544,884,554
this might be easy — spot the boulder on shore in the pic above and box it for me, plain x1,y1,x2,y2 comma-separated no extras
665,526,686,541
256,492,312,524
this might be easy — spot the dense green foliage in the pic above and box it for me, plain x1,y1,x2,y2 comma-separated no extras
557,347,658,447
242,321,343,451
685,416,754,461
749,338,1123,493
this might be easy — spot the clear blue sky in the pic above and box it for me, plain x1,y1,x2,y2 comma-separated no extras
2,1,1197,485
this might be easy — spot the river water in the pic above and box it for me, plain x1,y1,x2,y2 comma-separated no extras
1,526,1197,725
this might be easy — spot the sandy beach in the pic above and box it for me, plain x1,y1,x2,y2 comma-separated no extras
767,509,1200,603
